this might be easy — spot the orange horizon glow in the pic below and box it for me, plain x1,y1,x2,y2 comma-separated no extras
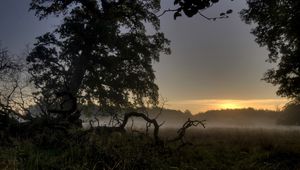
165,99,289,115
218,102,242,110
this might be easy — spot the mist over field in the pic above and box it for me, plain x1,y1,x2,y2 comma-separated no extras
82,107,300,131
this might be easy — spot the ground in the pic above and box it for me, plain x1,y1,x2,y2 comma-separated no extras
1,127,300,170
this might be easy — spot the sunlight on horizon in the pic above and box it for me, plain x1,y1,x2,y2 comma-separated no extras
166,99,289,115
218,102,242,110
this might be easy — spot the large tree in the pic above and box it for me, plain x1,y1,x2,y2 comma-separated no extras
27,0,171,115
240,0,300,101
27,0,231,119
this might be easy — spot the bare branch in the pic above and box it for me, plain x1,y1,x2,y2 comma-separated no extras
168,118,205,145
157,8,178,17
119,112,161,144
198,12,229,21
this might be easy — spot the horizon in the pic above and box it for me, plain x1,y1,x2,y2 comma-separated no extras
165,98,288,115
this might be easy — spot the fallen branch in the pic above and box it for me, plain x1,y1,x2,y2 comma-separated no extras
119,112,161,144
168,118,205,145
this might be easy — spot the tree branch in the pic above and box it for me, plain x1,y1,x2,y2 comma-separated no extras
167,118,205,146
119,112,161,144
157,8,178,17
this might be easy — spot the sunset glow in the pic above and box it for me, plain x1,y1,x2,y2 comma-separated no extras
166,99,288,114
218,103,242,110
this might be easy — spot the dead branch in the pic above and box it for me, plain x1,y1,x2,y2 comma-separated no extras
168,118,205,145
119,112,161,144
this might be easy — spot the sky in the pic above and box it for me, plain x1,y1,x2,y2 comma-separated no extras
0,0,288,114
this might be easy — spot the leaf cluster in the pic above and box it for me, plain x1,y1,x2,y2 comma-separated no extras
173,0,233,20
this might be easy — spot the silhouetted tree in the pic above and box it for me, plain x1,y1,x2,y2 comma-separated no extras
27,0,170,119
184,109,192,116
241,0,300,102
277,100,300,125
0,45,29,129
0,46,12,128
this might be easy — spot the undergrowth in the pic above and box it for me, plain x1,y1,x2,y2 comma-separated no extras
1,128,300,170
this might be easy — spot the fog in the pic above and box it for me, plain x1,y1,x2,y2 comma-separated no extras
82,108,300,132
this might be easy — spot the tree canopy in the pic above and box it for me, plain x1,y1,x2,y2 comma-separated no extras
27,0,170,113
241,0,300,101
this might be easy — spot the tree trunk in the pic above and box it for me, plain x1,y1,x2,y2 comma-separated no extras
68,54,89,97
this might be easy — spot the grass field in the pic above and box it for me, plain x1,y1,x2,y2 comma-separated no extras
1,127,300,170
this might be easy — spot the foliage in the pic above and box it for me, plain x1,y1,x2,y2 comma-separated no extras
172,0,221,19
277,101,300,125
27,0,170,113
157,0,233,20
240,0,300,101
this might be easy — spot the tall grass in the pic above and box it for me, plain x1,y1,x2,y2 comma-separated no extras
1,127,300,170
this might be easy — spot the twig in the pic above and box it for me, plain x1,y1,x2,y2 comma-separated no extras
157,8,178,17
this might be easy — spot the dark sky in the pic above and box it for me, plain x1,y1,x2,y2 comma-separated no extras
0,0,286,113
0,0,59,52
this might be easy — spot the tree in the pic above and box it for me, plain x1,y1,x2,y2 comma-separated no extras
184,109,192,116
27,0,233,111
240,0,300,101
0,45,13,128
1,45,30,129
277,100,300,125
27,0,171,118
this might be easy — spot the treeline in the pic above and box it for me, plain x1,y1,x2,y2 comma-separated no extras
141,106,300,127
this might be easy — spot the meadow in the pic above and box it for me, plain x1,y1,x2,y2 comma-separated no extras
1,126,300,170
